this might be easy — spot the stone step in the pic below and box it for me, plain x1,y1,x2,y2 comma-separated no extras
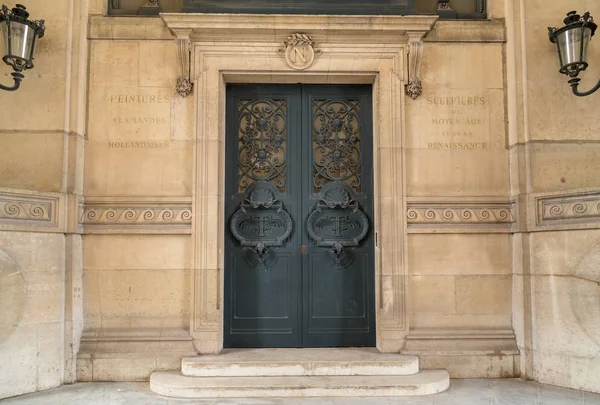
181,348,420,377
150,370,450,398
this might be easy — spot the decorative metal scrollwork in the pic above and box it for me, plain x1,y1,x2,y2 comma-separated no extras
306,183,369,268
230,182,293,268
312,99,362,194
238,99,287,193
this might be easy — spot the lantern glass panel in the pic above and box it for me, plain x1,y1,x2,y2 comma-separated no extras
0,20,35,69
556,26,592,68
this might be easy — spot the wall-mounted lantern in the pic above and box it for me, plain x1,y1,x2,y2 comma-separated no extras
0,4,45,92
549,11,600,97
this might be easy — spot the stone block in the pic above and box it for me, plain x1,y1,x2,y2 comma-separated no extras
21,283,65,325
88,86,173,142
418,354,518,378
406,148,509,196
532,275,599,358
84,140,193,196
90,41,139,87
0,324,38,398
409,234,511,276
91,357,158,381
409,275,456,314
139,42,179,88
36,322,64,391
84,234,191,270
89,269,191,326
419,43,504,90
0,132,64,192
455,275,512,315
532,230,600,276
409,314,512,329
530,143,600,193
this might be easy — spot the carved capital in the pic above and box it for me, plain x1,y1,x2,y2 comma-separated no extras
176,36,193,97
406,33,426,100
278,33,321,70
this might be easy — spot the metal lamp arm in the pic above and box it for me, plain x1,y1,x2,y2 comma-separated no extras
0,72,23,91
568,78,600,97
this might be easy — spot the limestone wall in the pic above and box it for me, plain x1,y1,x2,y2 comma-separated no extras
77,17,197,381
507,0,600,394
0,0,87,399
402,17,519,377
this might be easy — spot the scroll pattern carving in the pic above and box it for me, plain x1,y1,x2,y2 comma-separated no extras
537,192,600,225
0,193,55,223
82,202,192,227
407,202,514,224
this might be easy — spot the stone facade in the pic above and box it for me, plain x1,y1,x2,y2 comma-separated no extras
0,0,599,399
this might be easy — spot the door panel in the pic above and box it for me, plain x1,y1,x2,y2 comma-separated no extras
302,86,375,347
224,84,375,348
224,85,302,348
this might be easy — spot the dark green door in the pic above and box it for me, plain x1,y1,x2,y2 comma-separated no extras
224,84,375,348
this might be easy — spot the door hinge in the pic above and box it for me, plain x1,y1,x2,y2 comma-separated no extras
375,232,378,247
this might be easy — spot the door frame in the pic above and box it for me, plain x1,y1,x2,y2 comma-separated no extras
160,13,438,354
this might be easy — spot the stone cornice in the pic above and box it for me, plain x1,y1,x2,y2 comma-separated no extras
81,197,193,234
160,14,439,39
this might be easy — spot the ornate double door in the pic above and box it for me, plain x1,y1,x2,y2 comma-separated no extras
224,84,375,348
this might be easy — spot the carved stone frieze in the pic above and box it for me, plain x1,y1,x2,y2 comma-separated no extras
279,33,321,70
81,199,192,234
407,201,515,229
0,192,56,223
537,192,600,226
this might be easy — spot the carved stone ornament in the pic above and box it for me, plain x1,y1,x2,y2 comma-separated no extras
437,0,457,19
139,0,160,15
175,37,193,97
279,33,321,70
405,34,426,100
176,76,193,97
437,0,451,10
405,79,423,100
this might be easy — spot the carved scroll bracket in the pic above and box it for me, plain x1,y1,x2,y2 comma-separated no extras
175,32,193,97
406,32,426,100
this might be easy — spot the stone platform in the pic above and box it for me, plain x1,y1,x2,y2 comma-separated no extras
150,348,450,398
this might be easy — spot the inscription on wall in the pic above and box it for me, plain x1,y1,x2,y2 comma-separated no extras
409,91,502,150
89,87,173,145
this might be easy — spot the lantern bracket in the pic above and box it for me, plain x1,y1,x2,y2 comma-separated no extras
568,78,600,97
0,72,23,91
